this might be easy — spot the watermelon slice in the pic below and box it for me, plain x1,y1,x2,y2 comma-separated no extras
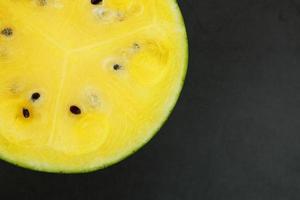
0,0,188,173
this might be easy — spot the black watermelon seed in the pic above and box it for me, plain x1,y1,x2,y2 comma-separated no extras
1,28,13,37
70,105,81,115
22,108,30,118
91,0,102,5
113,64,122,71
31,92,40,101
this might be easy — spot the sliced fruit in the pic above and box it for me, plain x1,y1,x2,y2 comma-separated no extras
0,0,188,173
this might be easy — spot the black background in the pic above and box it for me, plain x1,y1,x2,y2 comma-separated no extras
1,0,300,199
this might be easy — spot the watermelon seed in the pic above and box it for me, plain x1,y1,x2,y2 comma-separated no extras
1,28,13,37
37,0,47,6
70,106,81,115
31,93,40,101
22,108,30,118
133,43,140,49
113,64,122,71
91,0,102,5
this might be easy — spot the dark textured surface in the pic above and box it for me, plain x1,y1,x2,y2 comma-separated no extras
1,0,300,199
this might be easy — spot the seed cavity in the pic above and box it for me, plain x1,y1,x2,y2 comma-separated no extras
91,0,102,5
22,108,30,118
88,93,100,108
113,64,122,71
70,105,81,115
1,28,13,37
31,92,40,101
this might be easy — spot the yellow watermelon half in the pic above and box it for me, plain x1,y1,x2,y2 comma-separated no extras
0,0,188,173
